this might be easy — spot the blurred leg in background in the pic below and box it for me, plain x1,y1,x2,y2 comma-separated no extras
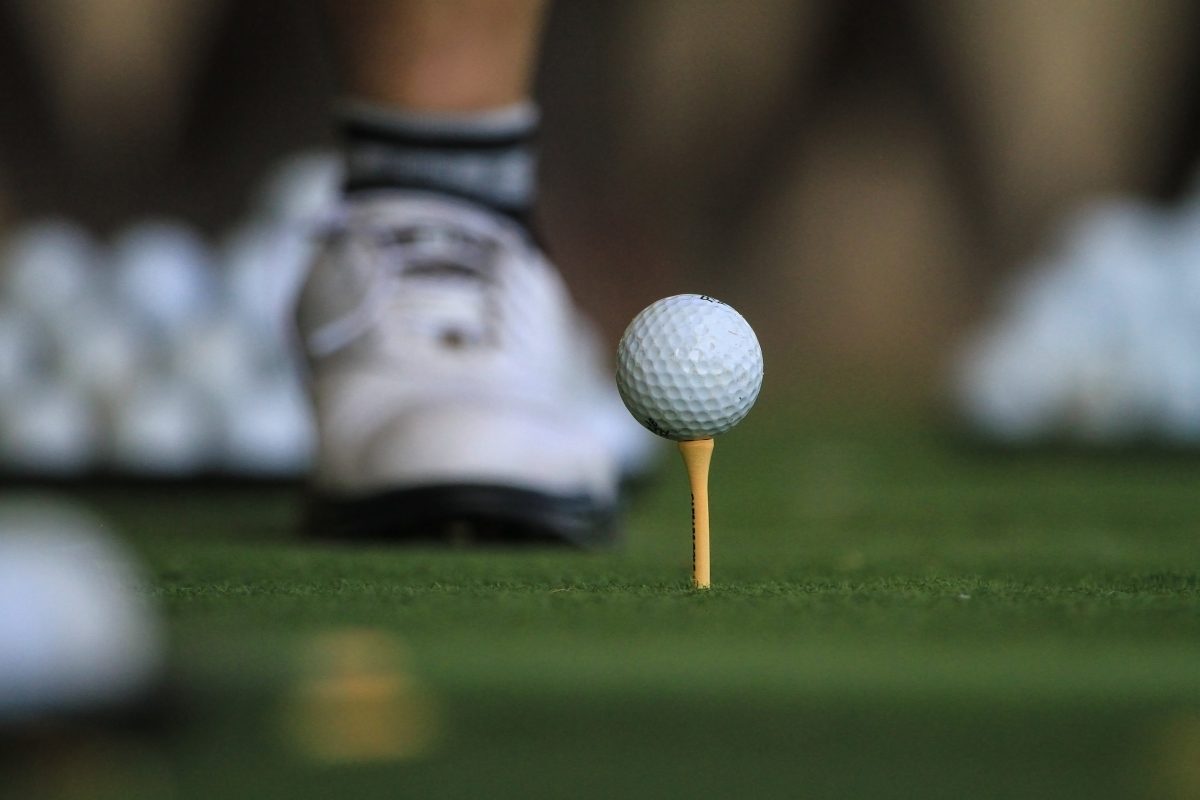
601,1,1198,391
926,0,1198,262
326,0,547,112
325,0,546,224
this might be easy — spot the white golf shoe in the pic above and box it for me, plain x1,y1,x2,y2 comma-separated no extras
296,193,654,545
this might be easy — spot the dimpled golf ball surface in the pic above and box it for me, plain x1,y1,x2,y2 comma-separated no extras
617,294,763,440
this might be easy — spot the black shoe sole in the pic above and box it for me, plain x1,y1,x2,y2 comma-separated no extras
304,483,619,548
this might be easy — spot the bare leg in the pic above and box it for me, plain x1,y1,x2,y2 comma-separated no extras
326,0,549,111
927,0,1192,259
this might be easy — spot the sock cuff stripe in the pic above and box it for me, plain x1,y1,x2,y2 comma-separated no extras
342,177,528,206
340,181,534,227
338,99,539,150
335,101,540,234
340,119,536,151
339,99,538,130
343,144,536,210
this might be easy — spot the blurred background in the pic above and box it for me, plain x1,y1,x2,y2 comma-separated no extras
4,0,1200,477
6,5,1200,798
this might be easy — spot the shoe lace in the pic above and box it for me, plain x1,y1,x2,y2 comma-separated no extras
306,217,508,358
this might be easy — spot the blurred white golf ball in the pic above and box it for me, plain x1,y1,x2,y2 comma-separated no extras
0,304,49,391
1138,322,1200,443
0,382,100,475
955,195,1200,447
111,220,218,331
1,219,100,313
220,376,314,475
0,501,162,722
109,376,217,475
169,314,268,405
221,221,313,335
48,301,154,400
954,328,1066,443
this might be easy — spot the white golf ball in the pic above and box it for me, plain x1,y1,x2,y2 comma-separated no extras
219,376,314,475
168,314,266,404
110,219,217,331
221,221,313,334
0,502,162,721
0,304,49,391
48,301,153,400
616,294,763,441
1,219,100,314
0,382,101,475
109,376,217,475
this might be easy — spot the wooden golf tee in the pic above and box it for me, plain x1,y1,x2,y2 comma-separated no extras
679,438,714,589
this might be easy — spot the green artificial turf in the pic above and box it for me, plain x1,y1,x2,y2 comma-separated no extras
17,396,1200,799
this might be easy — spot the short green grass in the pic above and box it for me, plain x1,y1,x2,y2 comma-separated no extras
23,398,1200,799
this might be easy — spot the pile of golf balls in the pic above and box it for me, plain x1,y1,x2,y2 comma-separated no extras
0,152,336,477
616,294,763,440
955,190,1200,446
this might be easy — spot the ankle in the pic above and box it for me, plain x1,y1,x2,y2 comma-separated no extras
338,100,539,230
